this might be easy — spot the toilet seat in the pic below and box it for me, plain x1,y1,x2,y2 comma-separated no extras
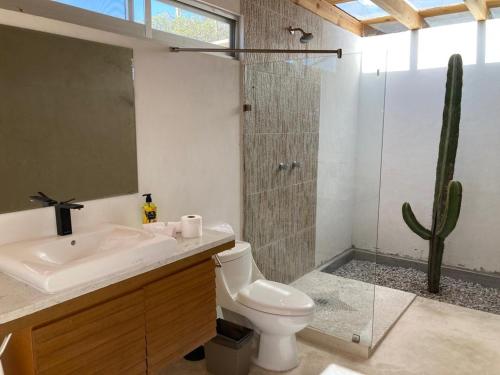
237,279,314,316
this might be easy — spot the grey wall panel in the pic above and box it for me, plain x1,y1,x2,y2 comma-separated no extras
242,0,321,282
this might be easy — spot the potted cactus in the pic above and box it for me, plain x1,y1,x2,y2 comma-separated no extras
402,54,464,293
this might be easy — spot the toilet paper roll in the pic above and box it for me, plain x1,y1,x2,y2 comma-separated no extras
181,215,202,238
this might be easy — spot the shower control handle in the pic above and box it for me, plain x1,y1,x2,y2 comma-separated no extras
291,161,301,169
278,162,289,171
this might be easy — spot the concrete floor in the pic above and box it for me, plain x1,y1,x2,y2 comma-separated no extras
165,297,500,375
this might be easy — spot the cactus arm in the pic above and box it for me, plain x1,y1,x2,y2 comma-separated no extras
402,202,432,240
436,181,462,238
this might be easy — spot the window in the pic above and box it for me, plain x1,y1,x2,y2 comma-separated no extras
151,0,235,47
53,0,131,20
133,0,146,23
418,22,477,69
52,0,147,23
12,1,238,52
362,31,411,73
486,18,500,63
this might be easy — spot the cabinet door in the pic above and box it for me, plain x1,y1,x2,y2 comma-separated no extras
144,259,216,374
32,290,146,375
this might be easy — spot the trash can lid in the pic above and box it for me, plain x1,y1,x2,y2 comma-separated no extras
211,318,254,349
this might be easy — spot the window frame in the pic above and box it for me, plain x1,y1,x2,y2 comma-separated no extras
0,0,240,54
151,0,238,49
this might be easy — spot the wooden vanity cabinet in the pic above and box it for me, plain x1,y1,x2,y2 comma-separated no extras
1,242,232,375
145,260,216,374
33,290,147,375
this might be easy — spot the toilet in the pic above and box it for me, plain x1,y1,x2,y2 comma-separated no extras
214,241,315,372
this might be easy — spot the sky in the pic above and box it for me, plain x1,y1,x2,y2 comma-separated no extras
54,0,202,23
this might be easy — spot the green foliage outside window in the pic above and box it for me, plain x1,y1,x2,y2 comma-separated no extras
152,12,230,45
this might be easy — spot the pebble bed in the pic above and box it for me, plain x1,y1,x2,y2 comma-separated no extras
327,260,500,315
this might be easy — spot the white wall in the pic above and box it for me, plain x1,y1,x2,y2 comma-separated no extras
355,20,500,273
0,4,241,246
210,0,239,14
315,21,361,267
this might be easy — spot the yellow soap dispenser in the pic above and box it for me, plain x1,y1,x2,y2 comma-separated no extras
142,193,157,224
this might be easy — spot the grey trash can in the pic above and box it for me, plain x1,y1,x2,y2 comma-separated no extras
205,319,254,375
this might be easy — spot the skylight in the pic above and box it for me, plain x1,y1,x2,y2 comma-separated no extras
336,0,389,21
405,0,463,11
424,11,474,27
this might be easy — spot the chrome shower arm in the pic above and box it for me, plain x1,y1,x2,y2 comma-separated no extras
288,27,307,34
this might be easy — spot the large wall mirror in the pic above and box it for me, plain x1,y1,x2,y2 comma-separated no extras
0,24,138,214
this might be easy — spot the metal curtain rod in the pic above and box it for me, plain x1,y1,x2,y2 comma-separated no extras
170,47,343,58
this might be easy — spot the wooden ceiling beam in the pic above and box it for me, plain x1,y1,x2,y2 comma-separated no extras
487,0,500,7
464,0,490,20
363,15,396,25
419,3,468,18
291,0,363,36
323,0,351,4
363,3,470,25
369,0,426,29
293,0,500,36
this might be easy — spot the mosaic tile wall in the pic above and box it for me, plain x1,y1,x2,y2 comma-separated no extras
242,0,322,283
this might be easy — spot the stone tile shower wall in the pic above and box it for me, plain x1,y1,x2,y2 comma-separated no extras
242,0,322,283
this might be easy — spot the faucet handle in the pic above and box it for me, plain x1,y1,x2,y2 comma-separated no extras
57,197,83,210
278,162,289,171
30,192,57,207
291,161,301,169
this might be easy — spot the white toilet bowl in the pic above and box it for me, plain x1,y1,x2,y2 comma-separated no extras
214,241,315,372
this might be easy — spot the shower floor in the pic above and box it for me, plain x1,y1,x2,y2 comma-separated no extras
291,270,415,354
327,260,500,315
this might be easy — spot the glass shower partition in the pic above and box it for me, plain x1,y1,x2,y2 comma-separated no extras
242,52,387,354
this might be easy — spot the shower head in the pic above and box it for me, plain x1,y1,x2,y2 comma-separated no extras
287,27,314,44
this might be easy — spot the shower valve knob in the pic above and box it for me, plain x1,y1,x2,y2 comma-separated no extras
278,163,289,171
291,161,301,169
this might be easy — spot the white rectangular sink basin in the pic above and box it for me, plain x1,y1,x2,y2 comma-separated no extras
0,224,177,293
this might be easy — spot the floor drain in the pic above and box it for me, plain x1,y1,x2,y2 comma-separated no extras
314,298,329,306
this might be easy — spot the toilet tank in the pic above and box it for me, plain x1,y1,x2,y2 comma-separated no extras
216,241,253,295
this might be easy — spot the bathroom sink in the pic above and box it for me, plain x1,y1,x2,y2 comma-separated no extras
0,224,177,293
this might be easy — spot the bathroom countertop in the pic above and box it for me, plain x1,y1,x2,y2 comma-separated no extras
0,229,234,326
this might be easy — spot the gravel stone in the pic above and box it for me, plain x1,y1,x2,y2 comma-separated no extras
326,260,500,315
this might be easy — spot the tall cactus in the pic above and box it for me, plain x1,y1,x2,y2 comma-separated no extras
402,54,464,293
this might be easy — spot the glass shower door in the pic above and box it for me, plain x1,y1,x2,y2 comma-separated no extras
242,52,387,352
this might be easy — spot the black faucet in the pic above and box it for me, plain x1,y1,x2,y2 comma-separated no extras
30,192,84,236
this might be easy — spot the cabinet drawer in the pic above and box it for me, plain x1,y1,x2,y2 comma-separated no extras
32,290,146,375
144,259,216,374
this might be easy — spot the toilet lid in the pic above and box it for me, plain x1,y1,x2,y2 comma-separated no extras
237,280,314,316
